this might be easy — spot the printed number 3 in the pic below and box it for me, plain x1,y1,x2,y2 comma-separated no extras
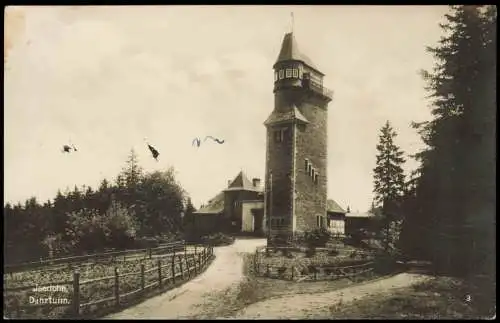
465,295,472,302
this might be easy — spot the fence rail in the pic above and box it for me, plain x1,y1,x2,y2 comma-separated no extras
4,241,186,273
3,244,214,319
253,246,375,282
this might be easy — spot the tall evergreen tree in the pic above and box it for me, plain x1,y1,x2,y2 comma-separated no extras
373,121,406,252
401,5,496,277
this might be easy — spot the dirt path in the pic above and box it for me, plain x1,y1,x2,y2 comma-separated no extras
231,273,433,319
104,238,267,319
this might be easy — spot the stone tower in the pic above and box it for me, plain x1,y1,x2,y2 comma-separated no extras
264,31,333,241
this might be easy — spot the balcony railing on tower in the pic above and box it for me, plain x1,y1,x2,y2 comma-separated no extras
302,79,333,100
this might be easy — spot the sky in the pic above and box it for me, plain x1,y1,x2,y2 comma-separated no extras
4,5,451,211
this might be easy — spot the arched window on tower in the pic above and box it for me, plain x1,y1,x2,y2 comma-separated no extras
274,71,278,82
279,70,284,80
285,68,292,78
304,159,309,172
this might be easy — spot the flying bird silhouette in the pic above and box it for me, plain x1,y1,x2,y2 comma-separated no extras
204,136,225,144
144,138,159,161
62,144,78,153
192,138,201,147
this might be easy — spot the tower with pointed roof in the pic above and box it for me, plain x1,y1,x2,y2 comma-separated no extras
264,30,333,241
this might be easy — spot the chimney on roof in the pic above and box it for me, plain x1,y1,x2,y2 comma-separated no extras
252,178,261,189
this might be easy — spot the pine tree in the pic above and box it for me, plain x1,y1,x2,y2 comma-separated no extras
403,5,496,277
373,120,406,252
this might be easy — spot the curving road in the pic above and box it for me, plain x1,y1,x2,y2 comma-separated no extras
104,238,267,319
230,272,432,319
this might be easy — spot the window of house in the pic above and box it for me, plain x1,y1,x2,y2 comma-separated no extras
279,70,284,79
293,69,298,78
307,164,312,176
274,71,278,82
286,69,292,78
304,159,309,172
311,168,315,180
314,172,319,185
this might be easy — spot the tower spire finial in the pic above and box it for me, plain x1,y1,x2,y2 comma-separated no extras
290,12,294,33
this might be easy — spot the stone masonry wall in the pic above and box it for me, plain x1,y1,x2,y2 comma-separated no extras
294,98,328,233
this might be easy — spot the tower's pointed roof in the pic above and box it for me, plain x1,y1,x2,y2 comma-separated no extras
274,32,322,75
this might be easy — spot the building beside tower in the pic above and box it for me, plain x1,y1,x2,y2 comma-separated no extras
264,31,333,240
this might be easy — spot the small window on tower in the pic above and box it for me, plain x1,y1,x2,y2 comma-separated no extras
274,71,278,82
311,168,315,179
286,69,292,78
274,130,281,143
315,172,320,185
305,159,309,172
308,164,312,176
293,69,298,78
279,70,284,80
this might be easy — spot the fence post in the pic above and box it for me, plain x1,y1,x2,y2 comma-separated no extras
254,253,257,273
195,245,197,255
114,267,120,307
314,268,317,281
73,270,80,317
179,255,184,279
266,264,270,277
171,255,176,284
184,244,187,258
149,248,152,259
141,263,145,292
194,254,198,274
158,259,162,288
291,266,294,281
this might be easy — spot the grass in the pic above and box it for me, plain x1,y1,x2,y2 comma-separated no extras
328,275,496,320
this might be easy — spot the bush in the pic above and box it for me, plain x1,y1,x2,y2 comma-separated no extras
304,228,331,248
202,232,234,246
328,249,340,256
305,246,316,258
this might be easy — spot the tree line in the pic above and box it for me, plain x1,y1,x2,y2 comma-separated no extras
4,149,197,264
372,5,496,283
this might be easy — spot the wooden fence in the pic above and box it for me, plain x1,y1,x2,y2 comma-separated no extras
3,245,214,319
253,246,375,282
4,241,186,274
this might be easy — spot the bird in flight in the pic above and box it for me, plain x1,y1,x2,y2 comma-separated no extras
193,136,225,147
204,136,225,144
62,143,78,153
144,138,160,161
192,138,201,147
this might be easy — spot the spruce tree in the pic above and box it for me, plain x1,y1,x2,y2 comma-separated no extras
405,5,496,276
373,120,406,252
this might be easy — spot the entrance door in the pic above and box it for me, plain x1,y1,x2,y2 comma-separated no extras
253,211,264,235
